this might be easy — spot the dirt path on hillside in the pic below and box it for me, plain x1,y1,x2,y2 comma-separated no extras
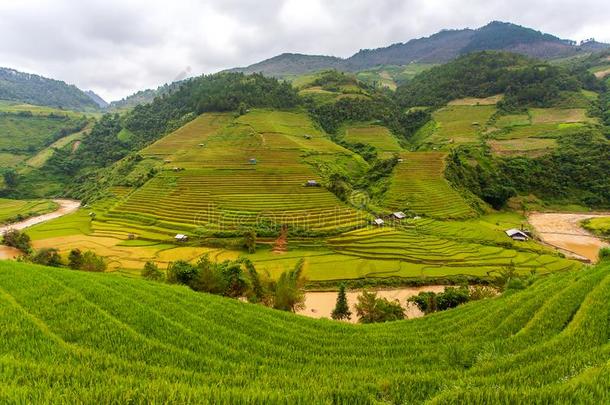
0,199,81,259
528,212,610,263
298,286,448,322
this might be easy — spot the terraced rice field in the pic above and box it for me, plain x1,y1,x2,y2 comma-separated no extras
384,152,477,219
488,138,557,157
110,110,366,233
422,105,496,147
1,260,608,403
326,227,577,277
487,108,595,156
0,198,57,224
343,124,402,152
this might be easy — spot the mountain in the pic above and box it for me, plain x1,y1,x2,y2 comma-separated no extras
84,90,108,108
231,53,343,76
228,21,609,77
0,67,99,111
108,82,181,110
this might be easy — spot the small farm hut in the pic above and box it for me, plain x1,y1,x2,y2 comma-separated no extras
392,211,407,220
505,229,529,241
175,234,188,242
373,218,384,226
249,158,257,165
305,180,320,187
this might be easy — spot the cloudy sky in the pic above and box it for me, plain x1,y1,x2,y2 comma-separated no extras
1,0,608,102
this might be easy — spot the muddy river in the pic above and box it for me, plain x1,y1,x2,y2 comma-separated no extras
0,199,80,260
298,285,448,322
528,212,610,263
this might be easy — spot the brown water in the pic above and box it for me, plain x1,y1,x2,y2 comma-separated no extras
528,212,610,263
298,285,448,322
0,199,81,259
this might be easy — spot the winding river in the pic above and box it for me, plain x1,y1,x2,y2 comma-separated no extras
0,199,80,259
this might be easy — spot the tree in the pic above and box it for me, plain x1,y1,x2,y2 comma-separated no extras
2,229,31,254
273,259,306,312
3,169,19,189
141,261,164,281
436,287,470,311
30,248,62,267
68,248,83,269
243,229,257,254
355,290,404,323
408,291,438,315
80,251,107,272
166,260,198,285
331,283,352,320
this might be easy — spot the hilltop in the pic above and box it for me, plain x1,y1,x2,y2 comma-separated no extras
0,67,99,111
230,21,609,78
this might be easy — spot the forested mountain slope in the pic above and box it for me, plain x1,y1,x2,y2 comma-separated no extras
0,67,99,111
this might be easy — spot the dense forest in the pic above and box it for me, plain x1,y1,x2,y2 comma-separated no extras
0,67,99,111
394,51,601,109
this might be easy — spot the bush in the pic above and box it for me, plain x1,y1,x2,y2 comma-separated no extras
598,247,610,261
167,260,199,285
141,261,164,281
30,248,62,267
355,290,405,323
273,259,306,312
2,229,32,253
80,251,107,272
68,248,83,269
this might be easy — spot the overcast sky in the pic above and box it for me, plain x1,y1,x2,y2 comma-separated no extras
1,0,608,102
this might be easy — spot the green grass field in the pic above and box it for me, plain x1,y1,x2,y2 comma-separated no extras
0,259,608,402
0,198,57,224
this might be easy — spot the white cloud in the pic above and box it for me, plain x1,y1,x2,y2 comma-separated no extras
0,0,608,101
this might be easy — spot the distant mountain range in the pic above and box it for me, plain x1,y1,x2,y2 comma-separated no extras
0,67,101,111
1,21,607,111
229,21,609,77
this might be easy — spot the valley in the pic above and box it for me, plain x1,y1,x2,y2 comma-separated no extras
0,16,609,402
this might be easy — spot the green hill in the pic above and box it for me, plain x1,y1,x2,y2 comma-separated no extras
0,260,608,403
0,67,99,111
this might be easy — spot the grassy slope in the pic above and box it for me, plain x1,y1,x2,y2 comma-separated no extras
0,260,608,403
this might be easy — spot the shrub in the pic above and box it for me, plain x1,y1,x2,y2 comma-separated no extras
167,260,199,285
2,229,32,253
30,248,62,267
355,290,405,323
68,248,83,269
141,261,164,281
599,247,610,261
273,259,306,312
80,251,107,272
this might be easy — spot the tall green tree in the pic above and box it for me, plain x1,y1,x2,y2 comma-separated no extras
331,283,352,321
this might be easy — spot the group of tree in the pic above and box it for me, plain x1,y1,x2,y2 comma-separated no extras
394,51,600,110
1,231,108,272
446,126,610,209
142,256,307,312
